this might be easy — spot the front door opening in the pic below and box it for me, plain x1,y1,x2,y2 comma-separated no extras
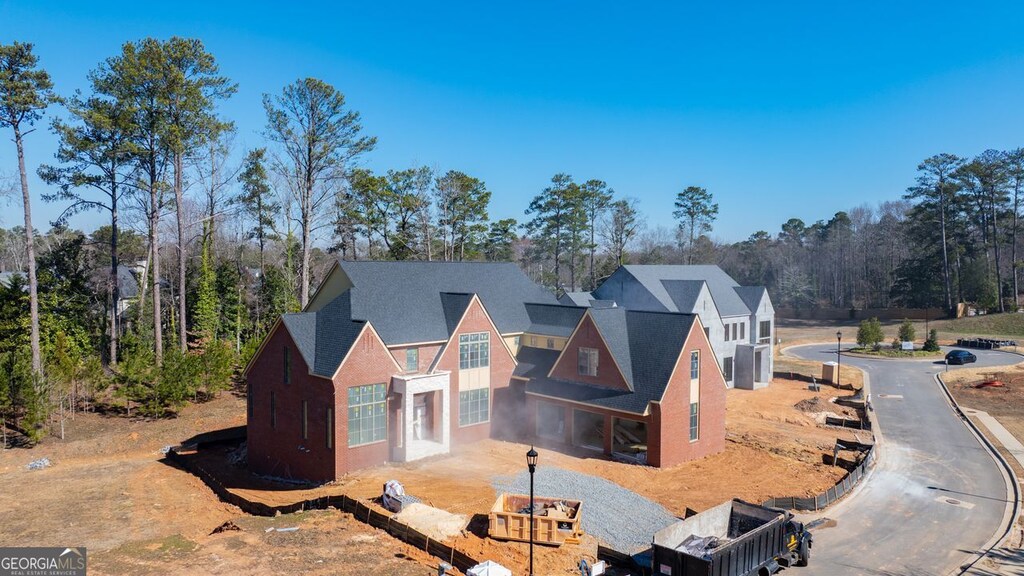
412,392,433,441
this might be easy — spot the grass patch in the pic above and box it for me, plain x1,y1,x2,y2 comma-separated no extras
848,347,943,358
933,313,1024,338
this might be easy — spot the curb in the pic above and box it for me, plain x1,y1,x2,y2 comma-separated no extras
779,344,881,519
934,372,1021,575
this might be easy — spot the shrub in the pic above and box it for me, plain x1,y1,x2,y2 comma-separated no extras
923,328,940,352
898,319,916,343
857,317,884,348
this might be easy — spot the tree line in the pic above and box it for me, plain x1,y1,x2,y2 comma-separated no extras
3,37,1020,443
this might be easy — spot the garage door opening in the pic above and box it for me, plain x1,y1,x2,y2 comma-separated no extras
611,417,648,464
572,410,604,451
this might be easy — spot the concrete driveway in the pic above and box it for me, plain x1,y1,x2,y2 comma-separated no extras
787,344,1020,576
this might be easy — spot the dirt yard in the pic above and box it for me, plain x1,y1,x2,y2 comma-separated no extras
175,374,864,576
0,325,870,575
0,395,440,576
942,361,1024,453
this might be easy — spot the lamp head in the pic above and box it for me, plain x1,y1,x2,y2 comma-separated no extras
836,330,842,342
526,446,538,472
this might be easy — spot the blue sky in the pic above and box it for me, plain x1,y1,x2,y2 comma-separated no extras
2,1,1024,242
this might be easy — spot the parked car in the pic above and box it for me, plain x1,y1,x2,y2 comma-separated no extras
946,350,978,365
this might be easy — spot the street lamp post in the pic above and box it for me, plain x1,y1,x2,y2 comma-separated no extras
836,330,842,388
526,446,538,576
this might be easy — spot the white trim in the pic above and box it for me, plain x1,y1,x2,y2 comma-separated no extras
545,310,632,391
656,316,726,406
428,294,517,373
332,322,403,380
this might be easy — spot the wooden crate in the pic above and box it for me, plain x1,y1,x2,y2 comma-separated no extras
488,493,583,546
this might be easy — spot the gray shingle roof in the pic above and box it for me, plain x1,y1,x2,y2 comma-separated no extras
282,291,368,378
117,265,140,299
524,303,586,338
339,260,557,344
520,309,697,415
594,265,753,317
558,292,594,307
733,286,768,313
660,280,706,313
440,292,474,334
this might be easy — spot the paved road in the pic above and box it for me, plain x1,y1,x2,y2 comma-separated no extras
788,345,1019,576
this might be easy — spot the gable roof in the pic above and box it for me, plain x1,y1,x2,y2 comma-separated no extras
734,286,769,313
337,260,558,344
117,265,140,299
524,303,587,338
281,291,368,378
594,265,758,318
660,280,706,313
521,309,697,415
558,291,594,307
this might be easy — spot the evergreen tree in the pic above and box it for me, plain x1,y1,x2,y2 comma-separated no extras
0,41,57,377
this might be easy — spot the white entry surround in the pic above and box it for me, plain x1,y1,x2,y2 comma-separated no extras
391,371,451,462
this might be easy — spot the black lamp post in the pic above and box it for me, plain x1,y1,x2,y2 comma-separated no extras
526,446,538,576
836,330,842,387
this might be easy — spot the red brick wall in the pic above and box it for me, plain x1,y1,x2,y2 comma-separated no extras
246,324,336,483
435,298,516,446
388,344,443,372
334,327,401,475
648,320,727,467
549,315,631,392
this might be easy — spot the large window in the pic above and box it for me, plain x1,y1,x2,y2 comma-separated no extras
759,320,772,344
348,384,386,446
459,333,490,369
459,388,489,426
689,402,700,441
690,351,699,379
723,357,733,382
406,348,418,372
578,347,599,376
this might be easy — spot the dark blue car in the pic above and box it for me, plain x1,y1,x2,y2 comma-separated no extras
946,349,977,365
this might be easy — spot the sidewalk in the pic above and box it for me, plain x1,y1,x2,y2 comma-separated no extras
963,408,1024,576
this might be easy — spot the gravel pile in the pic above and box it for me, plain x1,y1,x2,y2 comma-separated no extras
492,466,678,553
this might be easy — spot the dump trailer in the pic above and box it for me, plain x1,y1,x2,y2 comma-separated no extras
652,499,811,576
488,493,583,546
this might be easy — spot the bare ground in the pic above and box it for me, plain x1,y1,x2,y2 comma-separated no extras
0,395,440,575
0,330,868,575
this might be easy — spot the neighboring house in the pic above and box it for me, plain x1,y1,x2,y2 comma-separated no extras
244,260,728,482
591,265,774,390
116,264,141,318
558,291,595,307
0,271,24,290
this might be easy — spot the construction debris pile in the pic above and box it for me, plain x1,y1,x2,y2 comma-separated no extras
677,534,726,559
26,457,51,470
516,500,577,520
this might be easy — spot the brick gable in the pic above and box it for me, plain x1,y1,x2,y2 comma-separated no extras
549,313,631,391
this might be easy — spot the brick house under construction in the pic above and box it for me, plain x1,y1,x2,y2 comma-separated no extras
243,260,727,483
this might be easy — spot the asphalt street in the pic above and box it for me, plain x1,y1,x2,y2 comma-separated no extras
788,345,1019,576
